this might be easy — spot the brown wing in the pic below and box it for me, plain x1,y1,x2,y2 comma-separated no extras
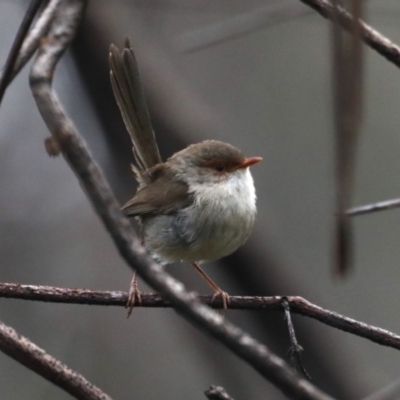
121,167,192,217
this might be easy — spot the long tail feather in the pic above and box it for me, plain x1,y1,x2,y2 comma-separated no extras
109,39,162,170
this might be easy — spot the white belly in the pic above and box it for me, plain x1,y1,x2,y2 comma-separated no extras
143,168,257,264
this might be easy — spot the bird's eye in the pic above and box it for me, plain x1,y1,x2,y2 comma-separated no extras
214,164,225,172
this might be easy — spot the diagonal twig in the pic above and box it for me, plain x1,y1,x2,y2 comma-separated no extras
0,0,44,105
175,2,310,53
299,0,400,70
179,0,400,71
346,198,400,216
8,0,64,84
0,0,63,104
0,319,113,400
27,1,331,399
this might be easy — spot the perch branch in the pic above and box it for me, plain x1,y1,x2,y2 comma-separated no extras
1,283,400,354
27,1,331,399
0,319,113,400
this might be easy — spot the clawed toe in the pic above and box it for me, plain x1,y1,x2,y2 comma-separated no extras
191,262,230,315
126,289,142,318
126,272,141,318
211,290,230,314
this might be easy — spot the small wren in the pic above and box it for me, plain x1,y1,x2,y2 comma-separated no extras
109,40,262,314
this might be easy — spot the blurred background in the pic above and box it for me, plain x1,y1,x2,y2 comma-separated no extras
1,0,400,399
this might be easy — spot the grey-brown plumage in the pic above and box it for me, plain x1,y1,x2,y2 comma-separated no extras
109,41,261,311
121,164,191,217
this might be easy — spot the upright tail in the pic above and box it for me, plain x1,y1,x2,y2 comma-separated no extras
109,39,162,171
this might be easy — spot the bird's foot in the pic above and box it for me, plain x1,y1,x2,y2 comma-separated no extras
126,273,142,318
211,289,230,315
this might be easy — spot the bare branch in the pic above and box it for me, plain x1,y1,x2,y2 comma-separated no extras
282,299,310,379
9,0,64,83
299,0,400,70
1,283,400,355
27,2,332,398
0,0,44,105
346,198,400,216
205,385,235,400
0,319,113,400
177,0,400,71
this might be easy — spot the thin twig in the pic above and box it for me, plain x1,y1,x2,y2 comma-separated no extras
299,0,400,70
0,0,44,105
175,2,310,53
179,0,400,71
0,319,113,400
27,2,332,399
282,299,310,379
346,198,400,216
1,283,400,354
205,385,235,400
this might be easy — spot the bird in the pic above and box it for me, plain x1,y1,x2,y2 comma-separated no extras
109,39,262,315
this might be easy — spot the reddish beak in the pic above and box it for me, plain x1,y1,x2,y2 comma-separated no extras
238,156,263,169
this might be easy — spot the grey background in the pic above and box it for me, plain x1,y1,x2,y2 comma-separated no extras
1,0,400,399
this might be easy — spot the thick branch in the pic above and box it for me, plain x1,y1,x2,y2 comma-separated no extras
1,283,400,354
300,0,400,69
27,2,331,399
0,319,112,400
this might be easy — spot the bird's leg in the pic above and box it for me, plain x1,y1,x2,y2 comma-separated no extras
191,262,230,310
126,271,142,317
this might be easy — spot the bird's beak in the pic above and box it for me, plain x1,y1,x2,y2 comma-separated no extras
238,156,262,169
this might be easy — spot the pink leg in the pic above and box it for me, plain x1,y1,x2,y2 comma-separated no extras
191,262,230,310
